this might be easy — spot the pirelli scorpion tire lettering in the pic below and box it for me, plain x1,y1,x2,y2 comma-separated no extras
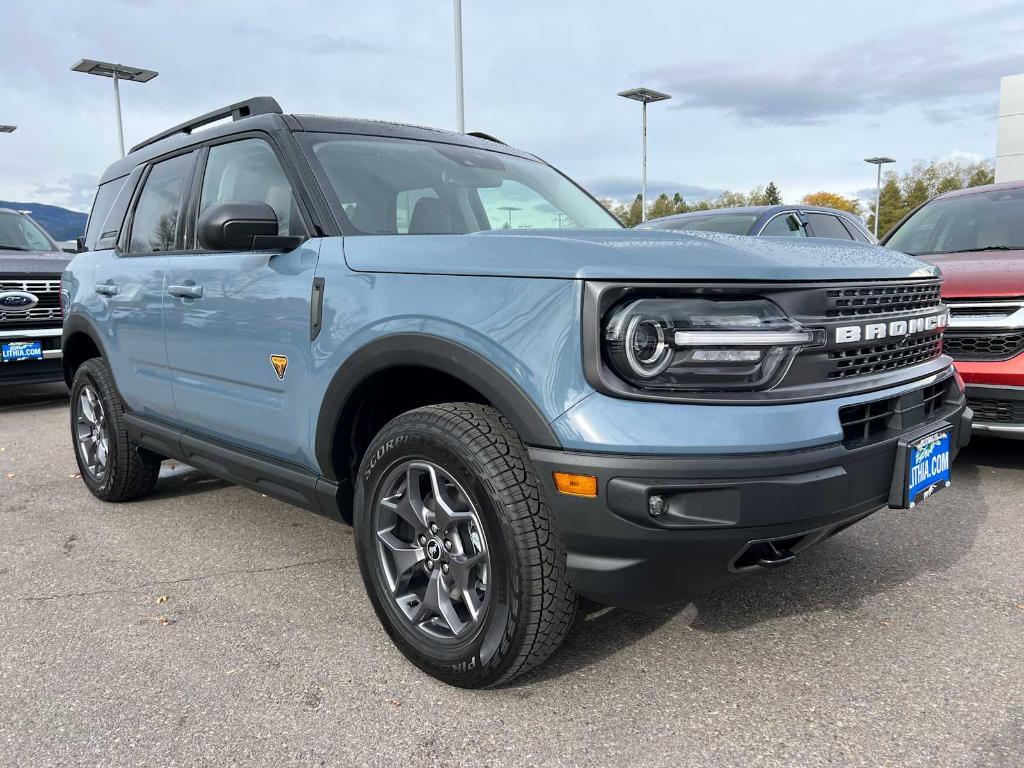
353,403,577,688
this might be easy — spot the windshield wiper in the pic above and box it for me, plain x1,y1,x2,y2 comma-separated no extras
0,245,32,251
941,246,1017,253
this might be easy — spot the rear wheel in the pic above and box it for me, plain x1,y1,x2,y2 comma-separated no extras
70,358,161,502
354,403,576,687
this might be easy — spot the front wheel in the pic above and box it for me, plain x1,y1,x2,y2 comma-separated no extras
354,403,576,687
70,357,161,502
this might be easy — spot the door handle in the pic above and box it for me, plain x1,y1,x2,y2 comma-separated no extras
94,282,120,297
167,283,204,299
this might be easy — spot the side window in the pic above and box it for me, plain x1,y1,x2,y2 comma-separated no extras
84,178,126,250
840,217,871,243
199,139,302,238
805,212,854,240
760,213,806,237
128,154,192,253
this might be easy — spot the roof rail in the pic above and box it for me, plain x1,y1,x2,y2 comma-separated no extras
129,97,283,154
466,130,506,145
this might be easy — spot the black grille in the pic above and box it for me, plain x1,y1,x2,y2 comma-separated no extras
943,331,1024,362
968,397,1024,424
0,277,63,329
839,378,951,446
825,282,943,318
827,332,944,380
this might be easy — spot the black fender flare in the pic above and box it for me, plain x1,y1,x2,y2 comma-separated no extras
61,314,112,385
314,333,562,481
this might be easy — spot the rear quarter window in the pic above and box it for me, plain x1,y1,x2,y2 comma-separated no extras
84,178,127,251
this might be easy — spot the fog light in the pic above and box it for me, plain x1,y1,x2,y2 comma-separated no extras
648,494,666,517
553,472,598,498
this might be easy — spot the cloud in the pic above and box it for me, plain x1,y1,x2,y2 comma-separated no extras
584,175,724,203
639,3,1024,126
31,173,99,211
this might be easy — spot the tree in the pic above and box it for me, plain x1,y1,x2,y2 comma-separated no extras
763,182,783,205
647,193,676,221
801,191,860,214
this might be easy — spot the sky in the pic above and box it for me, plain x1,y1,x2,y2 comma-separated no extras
1,0,1022,214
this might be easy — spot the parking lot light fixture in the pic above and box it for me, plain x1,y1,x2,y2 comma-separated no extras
864,156,896,238
0,125,16,133
618,87,671,222
71,59,159,158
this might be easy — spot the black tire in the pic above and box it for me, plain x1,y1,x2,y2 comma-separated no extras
70,357,161,502
354,402,576,687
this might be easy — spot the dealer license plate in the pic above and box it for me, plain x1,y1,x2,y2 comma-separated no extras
905,430,951,507
1,340,43,362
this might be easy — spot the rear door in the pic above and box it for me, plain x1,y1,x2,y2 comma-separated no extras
162,135,321,462
89,151,195,420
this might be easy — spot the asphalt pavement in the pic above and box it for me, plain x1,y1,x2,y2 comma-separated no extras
0,383,1021,767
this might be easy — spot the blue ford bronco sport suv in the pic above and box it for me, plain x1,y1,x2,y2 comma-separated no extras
64,98,971,687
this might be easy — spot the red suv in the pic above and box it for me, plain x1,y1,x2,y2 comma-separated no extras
883,181,1024,439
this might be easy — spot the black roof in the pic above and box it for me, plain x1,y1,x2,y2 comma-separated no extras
99,97,534,185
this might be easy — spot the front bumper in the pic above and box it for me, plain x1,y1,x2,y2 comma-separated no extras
530,390,970,608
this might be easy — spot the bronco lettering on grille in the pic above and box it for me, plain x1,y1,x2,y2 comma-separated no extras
835,311,948,345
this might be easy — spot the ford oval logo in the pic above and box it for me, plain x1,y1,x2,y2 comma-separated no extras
0,291,39,310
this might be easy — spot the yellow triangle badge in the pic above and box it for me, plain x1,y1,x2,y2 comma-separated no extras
270,354,289,380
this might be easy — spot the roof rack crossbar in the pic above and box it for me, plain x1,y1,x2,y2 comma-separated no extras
129,96,283,154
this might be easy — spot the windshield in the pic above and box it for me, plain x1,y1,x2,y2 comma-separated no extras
886,187,1024,255
0,210,58,252
640,213,759,236
305,135,621,234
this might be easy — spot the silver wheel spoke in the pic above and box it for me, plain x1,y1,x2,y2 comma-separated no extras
372,458,491,643
377,529,424,593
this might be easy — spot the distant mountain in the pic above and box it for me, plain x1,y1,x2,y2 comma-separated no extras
0,201,88,241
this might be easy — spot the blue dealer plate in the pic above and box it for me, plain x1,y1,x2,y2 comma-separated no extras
906,430,951,507
2,340,43,362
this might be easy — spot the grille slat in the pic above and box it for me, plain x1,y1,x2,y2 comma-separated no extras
827,332,944,380
839,379,950,446
0,276,63,328
967,397,1024,424
825,283,943,318
944,331,1024,362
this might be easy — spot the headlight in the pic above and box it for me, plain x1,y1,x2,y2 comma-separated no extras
603,297,823,391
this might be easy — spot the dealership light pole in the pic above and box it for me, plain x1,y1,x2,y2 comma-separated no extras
497,206,522,229
453,0,465,132
864,156,896,238
618,88,671,222
71,59,159,158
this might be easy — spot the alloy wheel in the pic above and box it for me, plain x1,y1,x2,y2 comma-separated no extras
75,383,109,481
373,460,490,641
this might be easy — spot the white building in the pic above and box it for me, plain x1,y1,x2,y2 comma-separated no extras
996,74,1024,182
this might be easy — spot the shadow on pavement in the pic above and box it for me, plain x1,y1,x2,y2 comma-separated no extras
0,382,68,411
148,461,232,499
958,435,1024,471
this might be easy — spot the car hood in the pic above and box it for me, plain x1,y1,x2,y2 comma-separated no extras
343,229,938,281
911,249,1024,298
0,249,71,274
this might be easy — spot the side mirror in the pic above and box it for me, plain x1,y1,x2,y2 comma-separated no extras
197,201,305,251
76,236,86,252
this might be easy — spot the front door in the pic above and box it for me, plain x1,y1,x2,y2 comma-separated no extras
93,152,195,421
162,137,321,464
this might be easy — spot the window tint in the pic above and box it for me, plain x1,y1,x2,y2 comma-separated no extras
307,135,619,235
642,213,759,235
199,139,301,237
760,213,806,237
839,217,871,243
805,213,854,240
84,178,126,250
0,211,56,252
129,154,192,253
885,188,1024,255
